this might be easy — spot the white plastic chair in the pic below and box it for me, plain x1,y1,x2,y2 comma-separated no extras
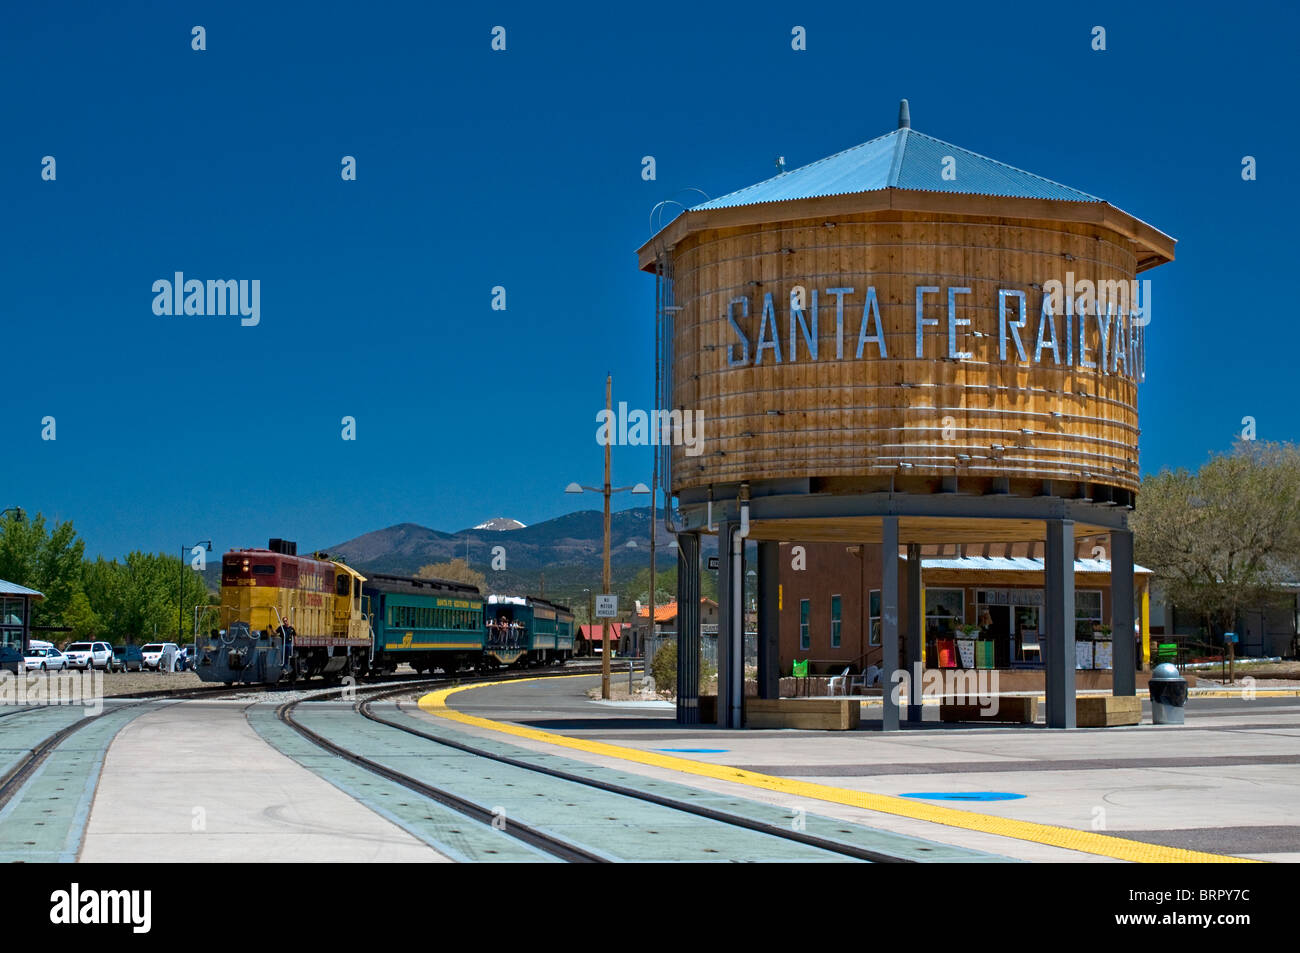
827,666,851,695
846,664,881,694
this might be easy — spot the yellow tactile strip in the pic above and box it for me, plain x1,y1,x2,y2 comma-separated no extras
419,677,1256,864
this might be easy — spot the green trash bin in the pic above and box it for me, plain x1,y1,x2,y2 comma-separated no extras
975,640,995,670
792,659,809,677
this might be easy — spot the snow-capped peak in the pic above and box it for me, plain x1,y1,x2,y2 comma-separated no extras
473,517,526,531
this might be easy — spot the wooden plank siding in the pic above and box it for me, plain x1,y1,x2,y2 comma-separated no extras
665,207,1152,498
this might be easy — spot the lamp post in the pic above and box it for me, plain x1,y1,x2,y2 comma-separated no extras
567,374,650,699
181,540,212,644
1,507,25,522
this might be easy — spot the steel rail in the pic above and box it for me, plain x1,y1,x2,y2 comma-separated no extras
276,674,609,864
357,683,914,863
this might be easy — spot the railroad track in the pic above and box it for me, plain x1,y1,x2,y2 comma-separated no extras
279,673,911,863
103,659,612,700
0,663,613,837
0,714,97,810
0,677,326,811
277,668,610,861
0,688,256,811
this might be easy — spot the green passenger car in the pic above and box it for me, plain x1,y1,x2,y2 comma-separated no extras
364,573,485,675
484,594,575,667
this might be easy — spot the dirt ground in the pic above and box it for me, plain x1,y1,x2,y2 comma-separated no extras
18,668,205,696
1192,660,1300,688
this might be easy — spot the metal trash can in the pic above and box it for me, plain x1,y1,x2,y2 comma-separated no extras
1148,662,1188,725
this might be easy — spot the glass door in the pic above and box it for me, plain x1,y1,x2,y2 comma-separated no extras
1015,605,1041,663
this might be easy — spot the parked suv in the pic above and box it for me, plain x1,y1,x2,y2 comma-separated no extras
63,641,115,671
113,644,144,672
140,643,180,672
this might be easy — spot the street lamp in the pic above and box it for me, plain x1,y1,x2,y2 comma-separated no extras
1,507,25,522
566,374,650,699
181,540,212,644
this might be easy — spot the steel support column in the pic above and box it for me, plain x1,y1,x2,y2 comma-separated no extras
880,517,900,731
1044,518,1076,728
1110,529,1136,696
905,542,923,723
675,533,700,725
715,521,738,728
757,540,780,699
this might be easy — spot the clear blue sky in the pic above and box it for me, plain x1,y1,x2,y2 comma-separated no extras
3,0,1296,560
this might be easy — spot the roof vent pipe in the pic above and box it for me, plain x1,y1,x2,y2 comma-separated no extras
898,99,911,129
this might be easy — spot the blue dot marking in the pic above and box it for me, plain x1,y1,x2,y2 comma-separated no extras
656,748,730,754
901,792,1026,802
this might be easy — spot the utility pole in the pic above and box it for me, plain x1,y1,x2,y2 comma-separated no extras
601,374,612,700
564,381,649,693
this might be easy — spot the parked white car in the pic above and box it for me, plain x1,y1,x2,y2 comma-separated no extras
24,643,68,671
140,642,180,672
63,641,115,671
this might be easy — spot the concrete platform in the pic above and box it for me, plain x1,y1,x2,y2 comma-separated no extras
79,703,450,862
417,673,1300,863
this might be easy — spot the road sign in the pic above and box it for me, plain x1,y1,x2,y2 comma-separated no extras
707,556,719,570
595,594,618,619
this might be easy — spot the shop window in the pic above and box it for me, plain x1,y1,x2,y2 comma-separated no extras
1076,590,1104,638
830,595,842,648
799,599,810,650
925,588,965,638
2,598,23,627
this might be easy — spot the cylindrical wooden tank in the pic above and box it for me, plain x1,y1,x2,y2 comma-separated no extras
641,150,1174,503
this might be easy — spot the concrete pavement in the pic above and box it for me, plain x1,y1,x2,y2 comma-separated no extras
79,702,450,862
416,673,1300,862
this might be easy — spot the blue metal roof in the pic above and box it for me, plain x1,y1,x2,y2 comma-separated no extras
0,579,44,598
692,126,1102,211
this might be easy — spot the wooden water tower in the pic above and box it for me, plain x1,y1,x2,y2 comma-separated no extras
639,101,1175,729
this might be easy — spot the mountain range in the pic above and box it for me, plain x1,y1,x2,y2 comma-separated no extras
199,508,717,614
327,508,717,613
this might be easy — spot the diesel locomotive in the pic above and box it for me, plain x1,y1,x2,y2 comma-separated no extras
195,538,574,685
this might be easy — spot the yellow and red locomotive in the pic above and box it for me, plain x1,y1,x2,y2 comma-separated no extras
196,539,372,684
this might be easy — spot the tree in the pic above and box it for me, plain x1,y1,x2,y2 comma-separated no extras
0,511,86,626
1133,440,1300,637
63,590,102,640
81,552,209,643
415,557,486,593
628,563,677,606
626,553,718,607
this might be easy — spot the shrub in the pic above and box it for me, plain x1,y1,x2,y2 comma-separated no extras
650,641,715,696
651,641,677,694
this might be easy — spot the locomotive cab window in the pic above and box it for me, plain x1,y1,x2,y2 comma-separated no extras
336,574,350,597
253,564,276,575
